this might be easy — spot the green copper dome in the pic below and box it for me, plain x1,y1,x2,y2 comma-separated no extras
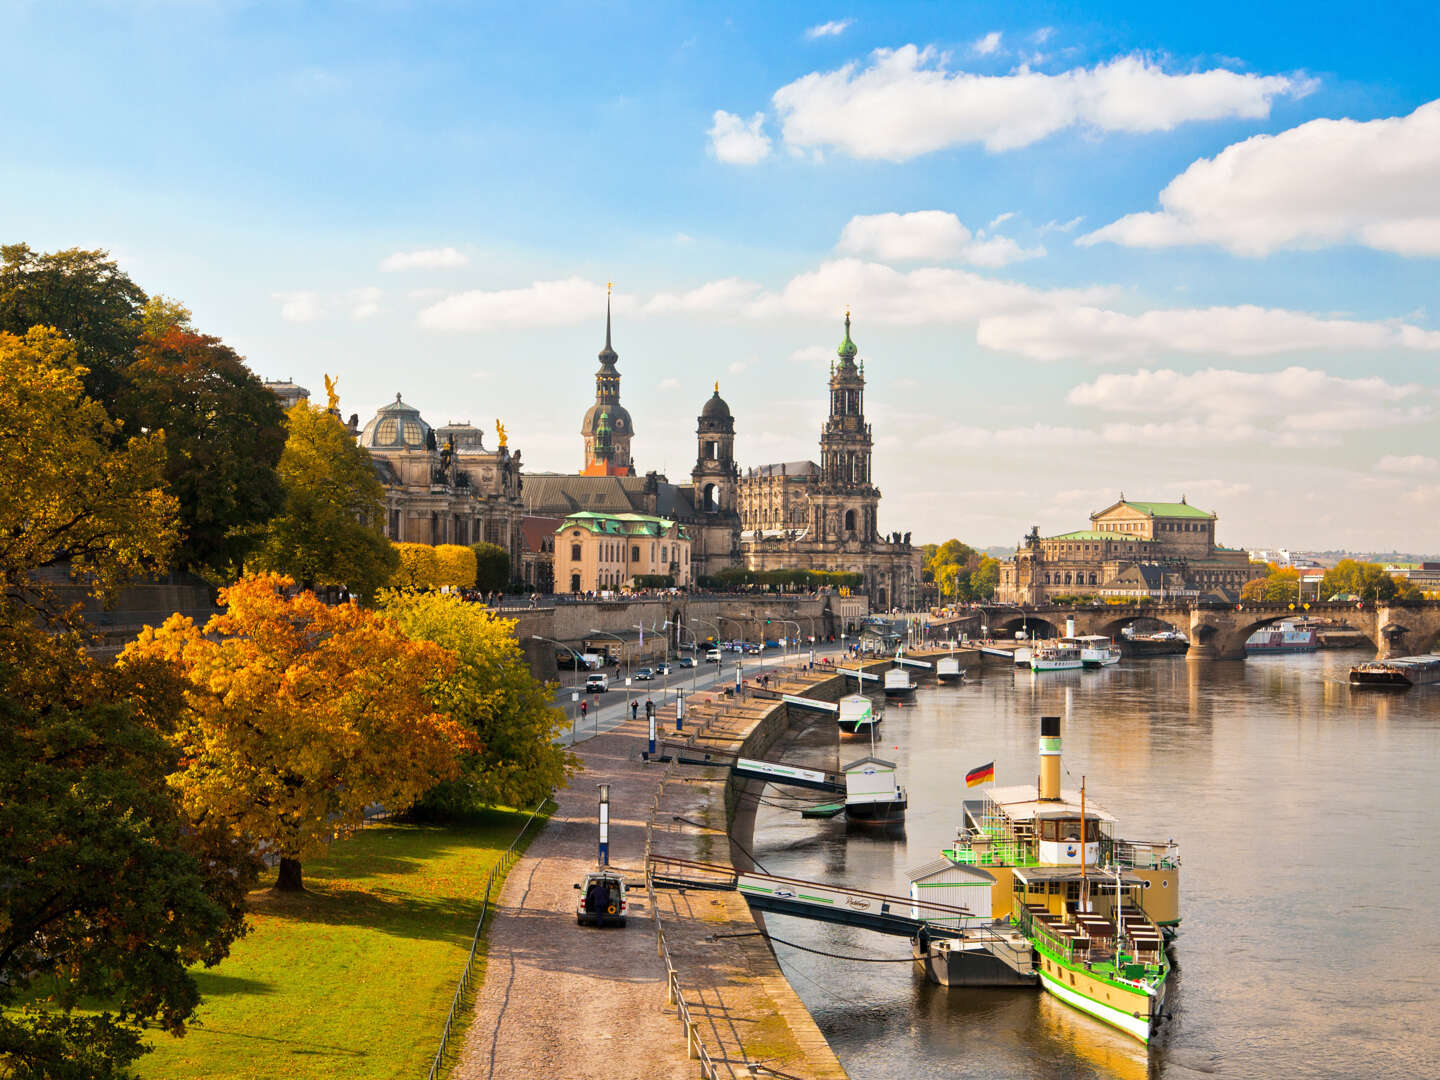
836,311,858,361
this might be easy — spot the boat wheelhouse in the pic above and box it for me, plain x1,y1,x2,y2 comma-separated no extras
936,655,964,682
1030,642,1083,672
842,754,907,825
1071,635,1121,668
837,693,879,736
883,666,915,696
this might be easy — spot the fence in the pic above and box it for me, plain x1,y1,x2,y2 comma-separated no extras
424,797,553,1080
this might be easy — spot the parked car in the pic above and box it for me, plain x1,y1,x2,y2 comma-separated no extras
705,648,722,663
634,668,655,681
585,673,610,692
678,657,695,669
574,868,628,927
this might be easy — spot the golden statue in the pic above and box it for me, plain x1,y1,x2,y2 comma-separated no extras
714,380,719,394
496,419,508,449
323,373,340,411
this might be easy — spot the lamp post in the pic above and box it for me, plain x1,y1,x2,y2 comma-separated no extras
690,615,723,691
588,629,630,731
532,635,585,742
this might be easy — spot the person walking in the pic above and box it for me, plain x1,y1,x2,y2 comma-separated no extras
630,699,639,722
645,698,655,720
580,700,588,723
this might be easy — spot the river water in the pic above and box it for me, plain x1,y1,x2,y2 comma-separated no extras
748,650,1439,1079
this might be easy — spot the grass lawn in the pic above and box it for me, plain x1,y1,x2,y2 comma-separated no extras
137,807,543,1080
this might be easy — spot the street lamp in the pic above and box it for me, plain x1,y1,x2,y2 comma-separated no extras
588,628,631,728
690,615,724,692
531,635,585,741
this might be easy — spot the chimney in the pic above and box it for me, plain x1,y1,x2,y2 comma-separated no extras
1065,616,1076,638
1039,715,1062,801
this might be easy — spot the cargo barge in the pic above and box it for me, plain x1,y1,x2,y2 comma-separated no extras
1349,654,1440,688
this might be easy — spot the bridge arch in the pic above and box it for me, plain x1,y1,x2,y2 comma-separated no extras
1094,613,1188,641
991,615,1060,641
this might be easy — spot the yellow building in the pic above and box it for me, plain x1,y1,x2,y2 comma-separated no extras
554,512,691,594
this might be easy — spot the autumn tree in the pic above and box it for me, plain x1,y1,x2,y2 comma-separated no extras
118,326,287,577
122,574,470,891
252,405,398,602
381,590,576,814
0,328,178,610
1320,559,1419,602
0,616,254,1078
0,244,146,402
1240,565,1303,603
924,539,996,601
392,542,441,588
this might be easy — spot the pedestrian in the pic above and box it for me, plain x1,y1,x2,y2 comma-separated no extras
580,700,588,721
631,699,639,722
645,698,655,719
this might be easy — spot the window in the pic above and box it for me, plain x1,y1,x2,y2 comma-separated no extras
632,545,640,562
571,544,582,561
845,509,856,532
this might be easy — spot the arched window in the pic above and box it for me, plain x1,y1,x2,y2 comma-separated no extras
1064,572,1072,585
845,509,856,532
703,483,719,512
1089,573,1097,585
632,545,640,562
571,544,581,561
570,573,581,592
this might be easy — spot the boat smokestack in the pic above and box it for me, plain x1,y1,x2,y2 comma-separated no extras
1040,715,1062,801
1065,616,1076,638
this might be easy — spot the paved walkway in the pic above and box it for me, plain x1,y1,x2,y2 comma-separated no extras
455,668,848,1080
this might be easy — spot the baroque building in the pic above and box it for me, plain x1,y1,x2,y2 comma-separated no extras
553,512,692,593
357,394,525,570
579,293,635,476
737,314,921,610
996,497,1262,604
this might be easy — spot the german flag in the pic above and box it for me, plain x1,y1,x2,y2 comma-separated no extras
965,761,995,787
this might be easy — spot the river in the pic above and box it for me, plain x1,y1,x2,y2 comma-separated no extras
748,650,1439,1079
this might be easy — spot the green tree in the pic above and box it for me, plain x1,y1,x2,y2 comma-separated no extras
252,404,398,602
1320,559,1418,602
381,590,577,813
0,244,147,402
1241,565,1302,603
0,618,254,1079
118,327,287,578
970,555,1001,600
0,328,178,609
470,541,511,591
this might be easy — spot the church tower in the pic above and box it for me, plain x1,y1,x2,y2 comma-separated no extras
580,286,635,476
812,311,880,542
692,383,737,514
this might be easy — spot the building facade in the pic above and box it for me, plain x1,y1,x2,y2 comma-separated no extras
357,394,525,571
579,292,635,476
996,498,1261,603
553,512,691,593
737,314,921,610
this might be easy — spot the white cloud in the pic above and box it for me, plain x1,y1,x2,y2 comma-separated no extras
988,211,1016,228
418,277,615,331
274,291,322,323
977,303,1440,361
1032,27,1054,45
1081,99,1440,256
1067,367,1430,446
728,360,749,375
760,47,1308,160
1377,454,1439,474
972,31,1002,56
660,377,682,390
789,344,835,369
708,110,772,164
379,247,470,272
350,286,381,320
644,277,763,314
805,18,853,40
837,211,1043,265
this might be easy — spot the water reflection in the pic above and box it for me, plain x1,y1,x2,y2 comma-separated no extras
750,650,1440,1079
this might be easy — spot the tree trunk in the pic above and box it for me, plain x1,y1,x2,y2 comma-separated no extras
275,856,304,892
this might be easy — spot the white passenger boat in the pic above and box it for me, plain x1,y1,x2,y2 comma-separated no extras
842,754,907,825
1071,635,1121,668
936,655,964,682
837,693,879,736
1030,642,1082,672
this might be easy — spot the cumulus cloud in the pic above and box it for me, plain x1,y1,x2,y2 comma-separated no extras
659,377,682,390
754,47,1308,160
644,277,763,314
1377,454,1439,474
708,110,772,164
972,31,1002,56
977,303,1440,361
350,286,381,320
1081,99,1440,256
380,247,470,271
419,277,615,331
1066,367,1431,446
274,291,322,323
805,18,853,39
837,210,1044,265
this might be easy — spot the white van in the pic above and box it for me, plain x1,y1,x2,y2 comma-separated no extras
705,648,722,663
585,673,610,692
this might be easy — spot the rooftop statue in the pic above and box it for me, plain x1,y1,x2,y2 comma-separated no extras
323,373,340,411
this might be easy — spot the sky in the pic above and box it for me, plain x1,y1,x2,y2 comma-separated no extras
4,0,1438,552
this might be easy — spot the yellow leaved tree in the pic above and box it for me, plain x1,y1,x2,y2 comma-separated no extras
434,544,478,589
392,542,441,588
121,573,472,891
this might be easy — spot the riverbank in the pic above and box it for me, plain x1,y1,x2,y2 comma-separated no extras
456,663,848,1080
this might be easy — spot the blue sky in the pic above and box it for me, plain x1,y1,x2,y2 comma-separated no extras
4,1,1438,551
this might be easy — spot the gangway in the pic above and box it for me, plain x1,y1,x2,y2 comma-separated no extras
893,656,933,670
782,693,839,713
648,854,976,938
838,667,880,682
659,741,845,794
978,645,1015,660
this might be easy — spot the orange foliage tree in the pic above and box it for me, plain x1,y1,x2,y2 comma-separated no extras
122,573,471,891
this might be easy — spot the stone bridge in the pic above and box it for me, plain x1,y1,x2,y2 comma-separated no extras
977,600,1440,661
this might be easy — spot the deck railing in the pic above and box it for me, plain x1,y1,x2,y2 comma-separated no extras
424,797,552,1080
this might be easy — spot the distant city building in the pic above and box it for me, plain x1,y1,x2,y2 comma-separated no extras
553,512,691,593
738,314,921,610
1386,562,1440,589
263,379,310,410
579,293,635,476
997,498,1261,603
356,394,525,570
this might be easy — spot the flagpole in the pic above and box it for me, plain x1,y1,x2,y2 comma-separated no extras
1080,774,1088,913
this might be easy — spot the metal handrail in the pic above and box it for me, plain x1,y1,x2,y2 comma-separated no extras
425,797,552,1080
